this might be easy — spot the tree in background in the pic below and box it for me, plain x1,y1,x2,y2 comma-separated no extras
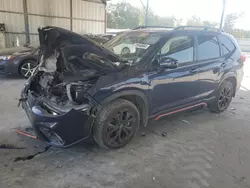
187,16,219,27
107,3,141,29
107,2,180,29
107,3,250,38
222,13,250,38
187,16,203,26
223,13,242,32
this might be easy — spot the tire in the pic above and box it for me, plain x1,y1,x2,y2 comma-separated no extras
19,60,37,78
121,47,130,55
211,80,234,113
93,99,140,149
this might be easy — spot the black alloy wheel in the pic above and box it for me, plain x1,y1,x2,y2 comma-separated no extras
105,110,136,147
212,80,234,112
93,99,140,149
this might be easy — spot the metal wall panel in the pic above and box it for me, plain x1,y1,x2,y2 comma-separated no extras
30,35,39,44
0,33,6,48
1,0,106,47
29,15,70,33
5,33,26,47
73,20,104,34
27,0,70,17
0,12,25,32
72,0,105,21
0,0,23,12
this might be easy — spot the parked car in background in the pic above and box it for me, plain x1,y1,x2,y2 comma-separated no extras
0,43,39,78
18,26,245,150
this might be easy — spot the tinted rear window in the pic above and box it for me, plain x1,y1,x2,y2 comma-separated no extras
197,35,220,60
219,35,236,55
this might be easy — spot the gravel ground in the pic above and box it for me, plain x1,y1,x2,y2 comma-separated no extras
0,59,250,188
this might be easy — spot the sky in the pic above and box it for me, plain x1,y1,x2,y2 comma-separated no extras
110,0,250,30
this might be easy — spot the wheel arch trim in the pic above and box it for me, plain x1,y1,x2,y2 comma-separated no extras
101,90,149,126
219,72,237,96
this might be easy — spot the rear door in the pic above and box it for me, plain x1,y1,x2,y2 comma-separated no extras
148,34,201,115
195,34,223,98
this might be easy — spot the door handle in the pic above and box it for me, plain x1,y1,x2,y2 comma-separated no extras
221,62,227,68
190,68,197,74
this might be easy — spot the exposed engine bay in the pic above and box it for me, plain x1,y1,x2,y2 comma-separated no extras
29,71,97,113
25,27,124,114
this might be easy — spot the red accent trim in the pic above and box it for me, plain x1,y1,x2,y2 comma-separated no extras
154,102,207,120
15,129,38,140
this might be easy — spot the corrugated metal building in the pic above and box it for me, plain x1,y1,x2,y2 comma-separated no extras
0,0,107,48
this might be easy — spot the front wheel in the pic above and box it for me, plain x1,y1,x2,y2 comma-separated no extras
211,80,234,113
93,99,140,149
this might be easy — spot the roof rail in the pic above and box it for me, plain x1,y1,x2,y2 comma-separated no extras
174,26,220,32
133,26,175,30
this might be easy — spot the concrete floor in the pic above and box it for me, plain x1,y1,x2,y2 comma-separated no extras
0,59,250,188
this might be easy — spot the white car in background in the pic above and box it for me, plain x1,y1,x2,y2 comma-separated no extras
112,39,136,55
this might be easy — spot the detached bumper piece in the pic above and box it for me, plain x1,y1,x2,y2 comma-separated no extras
21,95,95,148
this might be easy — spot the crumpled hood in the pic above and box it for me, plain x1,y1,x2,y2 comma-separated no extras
38,26,123,63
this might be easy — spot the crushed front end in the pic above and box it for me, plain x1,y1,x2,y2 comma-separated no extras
20,75,98,147
18,26,123,147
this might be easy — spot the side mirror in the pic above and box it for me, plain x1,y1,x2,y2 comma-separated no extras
160,58,178,69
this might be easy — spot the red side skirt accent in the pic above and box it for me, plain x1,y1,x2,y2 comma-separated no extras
15,129,38,140
154,102,207,120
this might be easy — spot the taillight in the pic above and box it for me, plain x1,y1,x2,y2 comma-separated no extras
241,54,246,63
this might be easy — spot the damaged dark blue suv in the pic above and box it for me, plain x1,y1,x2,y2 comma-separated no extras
19,26,245,149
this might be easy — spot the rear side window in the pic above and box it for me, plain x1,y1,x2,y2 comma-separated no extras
197,35,220,60
219,35,236,55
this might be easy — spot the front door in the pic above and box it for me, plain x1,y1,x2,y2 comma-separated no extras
148,35,200,115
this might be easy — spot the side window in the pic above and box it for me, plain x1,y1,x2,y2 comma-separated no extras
160,36,194,64
219,35,236,55
197,35,220,60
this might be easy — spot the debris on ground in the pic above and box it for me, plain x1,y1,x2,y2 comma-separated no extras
162,132,167,137
240,97,245,99
14,145,51,162
181,120,190,124
240,176,246,181
229,108,236,114
56,165,63,168
140,132,146,137
0,144,25,149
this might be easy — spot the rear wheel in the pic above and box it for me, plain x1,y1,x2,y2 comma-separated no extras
93,99,140,149
19,60,37,78
211,80,234,113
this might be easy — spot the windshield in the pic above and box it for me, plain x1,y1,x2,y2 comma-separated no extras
103,31,162,64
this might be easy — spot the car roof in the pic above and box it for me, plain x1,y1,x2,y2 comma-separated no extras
122,28,173,36
116,26,236,42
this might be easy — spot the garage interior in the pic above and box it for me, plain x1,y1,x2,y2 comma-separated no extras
1,0,250,188
0,0,107,48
